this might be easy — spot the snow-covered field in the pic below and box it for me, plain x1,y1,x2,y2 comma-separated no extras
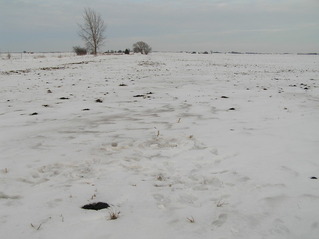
1,52,318,239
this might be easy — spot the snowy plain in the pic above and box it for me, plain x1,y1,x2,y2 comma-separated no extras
1,52,319,239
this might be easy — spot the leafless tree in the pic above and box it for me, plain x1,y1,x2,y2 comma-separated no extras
78,8,106,55
133,41,152,55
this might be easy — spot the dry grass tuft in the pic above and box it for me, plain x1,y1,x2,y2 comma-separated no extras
216,200,227,207
187,216,195,223
157,174,164,181
34,55,46,59
108,209,120,220
31,223,42,230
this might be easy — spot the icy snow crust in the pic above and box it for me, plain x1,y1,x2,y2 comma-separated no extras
1,52,319,238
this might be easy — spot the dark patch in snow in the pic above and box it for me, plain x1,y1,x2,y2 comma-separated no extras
82,202,110,210
228,108,236,111
310,177,317,180
133,94,145,98
95,99,103,103
133,92,153,98
40,66,65,71
59,97,69,100
30,112,38,116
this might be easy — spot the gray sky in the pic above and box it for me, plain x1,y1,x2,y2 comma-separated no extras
0,0,318,53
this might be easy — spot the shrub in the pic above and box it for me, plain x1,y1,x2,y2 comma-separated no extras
73,46,87,55
133,41,152,55
124,49,130,55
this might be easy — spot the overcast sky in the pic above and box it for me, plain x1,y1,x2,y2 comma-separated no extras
0,0,318,53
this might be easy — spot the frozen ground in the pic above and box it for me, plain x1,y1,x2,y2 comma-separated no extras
1,52,319,239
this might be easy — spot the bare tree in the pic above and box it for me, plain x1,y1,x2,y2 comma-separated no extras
78,8,106,55
133,41,152,55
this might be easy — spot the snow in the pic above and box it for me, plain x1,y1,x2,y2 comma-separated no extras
1,52,319,239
